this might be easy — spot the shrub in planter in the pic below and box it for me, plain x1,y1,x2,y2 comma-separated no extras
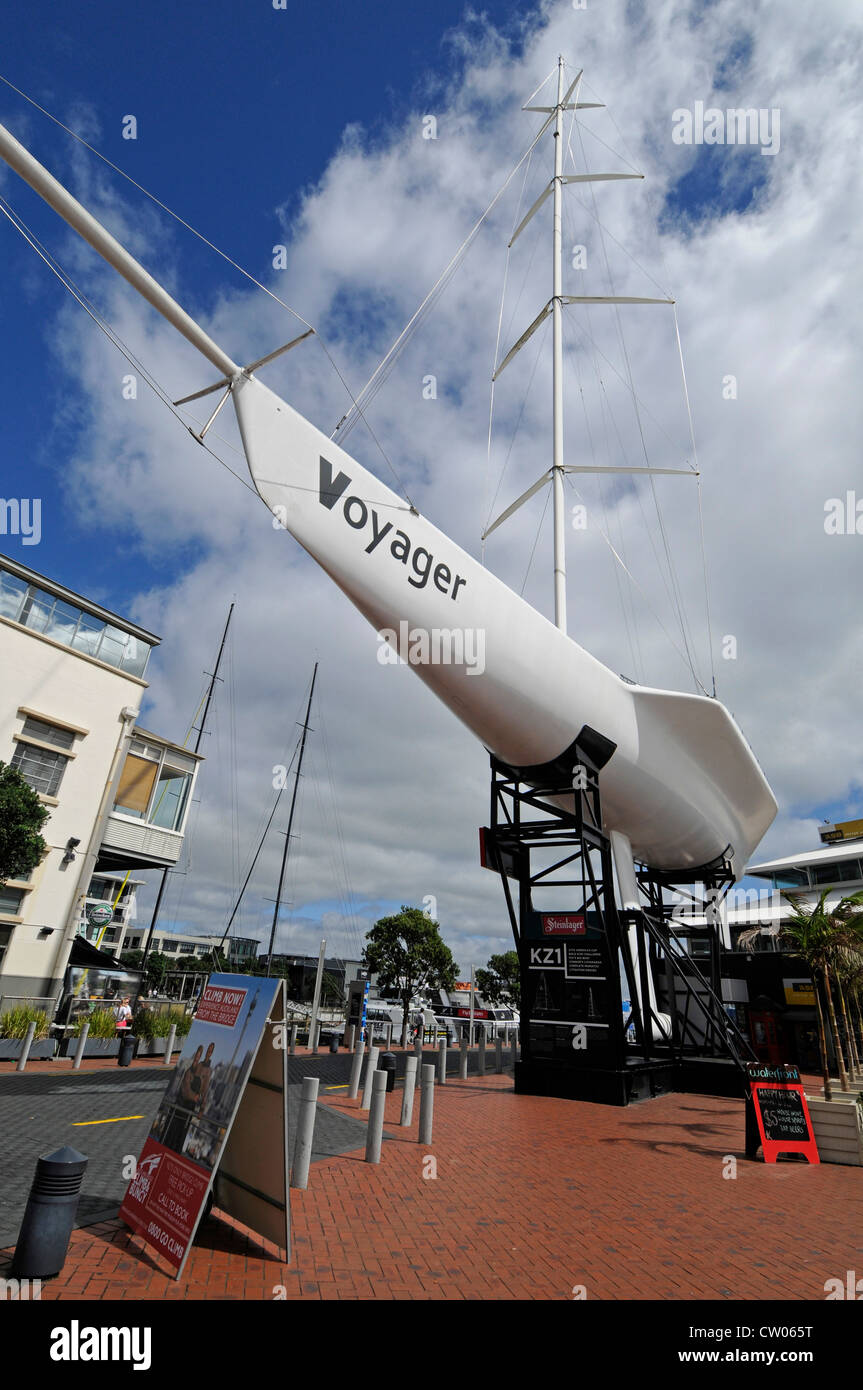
73,1008,118,1039
132,1007,155,1041
0,1005,50,1040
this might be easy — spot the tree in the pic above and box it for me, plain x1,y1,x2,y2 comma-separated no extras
363,906,458,1046
0,760,48,885
740,890,863,1100
475,951,521,1010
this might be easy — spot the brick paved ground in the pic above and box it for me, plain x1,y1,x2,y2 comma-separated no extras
1,1069,859,1302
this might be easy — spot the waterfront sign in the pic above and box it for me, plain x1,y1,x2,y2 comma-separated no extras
119,974,290,1277
744,1062,819,1164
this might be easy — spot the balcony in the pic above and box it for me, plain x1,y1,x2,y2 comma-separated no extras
99,728,203,871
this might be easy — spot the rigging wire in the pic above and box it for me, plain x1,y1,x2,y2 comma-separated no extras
0,71,416,505
332,110,564,443
569,109,703,693
563,473,710,695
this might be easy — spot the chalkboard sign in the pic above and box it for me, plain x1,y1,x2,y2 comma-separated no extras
744,1066,819,1164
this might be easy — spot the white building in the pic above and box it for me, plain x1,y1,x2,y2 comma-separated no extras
0,554,201,1007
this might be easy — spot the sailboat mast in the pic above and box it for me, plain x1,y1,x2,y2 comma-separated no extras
266,662,318,976
551,55,567,634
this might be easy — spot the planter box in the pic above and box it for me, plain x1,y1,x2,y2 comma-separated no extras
135,1038,169,1057
0,1038,56,1060
60,1037,122,1058
806,1095,863,1166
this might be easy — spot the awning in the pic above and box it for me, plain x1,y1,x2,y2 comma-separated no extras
68,936,125,970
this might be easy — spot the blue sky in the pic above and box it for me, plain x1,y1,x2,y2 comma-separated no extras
0,0,860,962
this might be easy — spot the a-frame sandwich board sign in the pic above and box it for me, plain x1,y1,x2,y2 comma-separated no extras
119,974,290,1278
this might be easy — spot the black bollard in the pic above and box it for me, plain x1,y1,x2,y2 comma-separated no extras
12,1146,88,1278
117,1034,135,1067
380,1051,397,1093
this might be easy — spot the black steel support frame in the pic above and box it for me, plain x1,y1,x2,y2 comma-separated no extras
484,748,757,1099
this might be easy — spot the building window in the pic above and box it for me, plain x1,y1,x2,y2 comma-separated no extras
113,739,195,833
0,886,25,917
11,741,68,797
812,858,861,885
0,927,11,968
0,565,152,677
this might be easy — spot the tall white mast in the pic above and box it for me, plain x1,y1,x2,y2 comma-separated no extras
551,55,567,633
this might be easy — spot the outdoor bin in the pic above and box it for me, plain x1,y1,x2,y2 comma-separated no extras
117,1034,135,1067
329,1032,340,1053
380,1051,397,1092
12,1145,88,1278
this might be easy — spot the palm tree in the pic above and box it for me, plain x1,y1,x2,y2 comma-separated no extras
739,890,863,1100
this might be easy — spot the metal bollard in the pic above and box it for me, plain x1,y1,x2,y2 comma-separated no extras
478,1030,486,1076
365,1070,387,1164
348,1030,365,1099
418,1064,435,1145
414,1037,423,1088
12,1146,88,1278
361,1045,380,1109
290,1077,319,1189
495,1037,503,1074
289,1022,298,1055
400,1055,418,1125
72,1022,89,1070
16,1020,37,1072
163,1023,177,1066
311,1020,320,1055
459,1032,468,1080
437,1037,447,1085
347,1024,356,1052
385,1022,393,1050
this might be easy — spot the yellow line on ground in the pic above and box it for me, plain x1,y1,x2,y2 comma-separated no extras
324,1084,348,1091
71,1115,145,1126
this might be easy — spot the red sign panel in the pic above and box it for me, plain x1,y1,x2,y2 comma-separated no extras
541,914,585,936
456,1007,489,1019
119,1137,211,1270
745,1066,819,1165
195,984,248,1028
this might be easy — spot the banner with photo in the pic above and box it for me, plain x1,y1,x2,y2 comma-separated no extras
119,974,287,1277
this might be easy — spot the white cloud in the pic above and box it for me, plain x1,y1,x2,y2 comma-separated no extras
20,0,863,963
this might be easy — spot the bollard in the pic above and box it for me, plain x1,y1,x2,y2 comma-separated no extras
117,1034,135,1067
347,1030,365,1099
418,1064,435,1145
290,1077,319,1189
437,1036,447,1086
329,1031,339,1054
16,1020,37,1073
289,1022,298,1055
163,1023,177,1066
478,1030,486,1076
380,1052,397,1093
365,1070,388,1164
385,1022,393,1050
413,1036,423,1088
311,1020,320,1055
495,1037,503,1074
459,1032,468,1080
347,1024,356,1052
400,1055,418,1125
72,1022,89,1070
11,1146,88,1278
510,1035,518,1071
361,1045,380,1109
